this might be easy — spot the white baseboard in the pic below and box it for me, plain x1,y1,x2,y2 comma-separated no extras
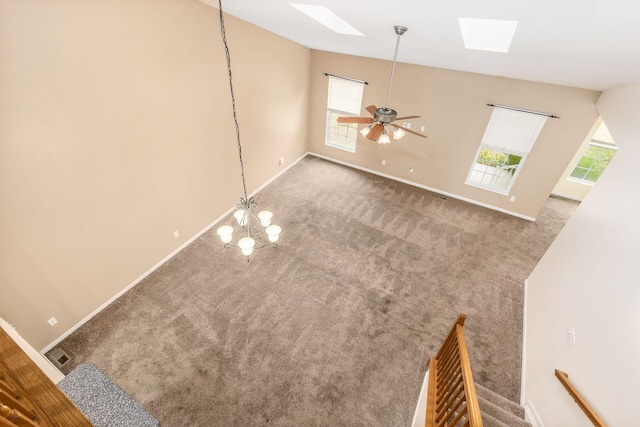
551,191,584,202
411,369,429,427
41,152,309,354
521,279,528,406
524,399,545,427
308,153,536,222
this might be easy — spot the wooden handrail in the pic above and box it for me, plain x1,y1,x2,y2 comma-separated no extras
554,370,608,427
457,321,482,425
426,314,483,427
0,328,91,426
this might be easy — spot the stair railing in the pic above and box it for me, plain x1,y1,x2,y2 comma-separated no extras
426,313,483,427
554,369,608,427
0,328,91,426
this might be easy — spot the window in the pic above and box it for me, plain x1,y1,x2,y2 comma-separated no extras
325,76,364,152
466,106,548,194
569,142,617,184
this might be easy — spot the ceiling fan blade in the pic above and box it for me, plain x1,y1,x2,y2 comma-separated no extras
366,123,385,141
365,105,377,116
337,116,375,124
395,115,420,120
400,126,428,138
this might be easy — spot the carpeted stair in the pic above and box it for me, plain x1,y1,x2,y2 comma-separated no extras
475,383,530,427
58,362,158,427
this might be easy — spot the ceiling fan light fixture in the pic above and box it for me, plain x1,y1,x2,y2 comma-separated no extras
393,126,406,140
360,125,372,137
378,132,391,145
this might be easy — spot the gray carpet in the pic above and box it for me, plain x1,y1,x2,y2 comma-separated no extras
58,362,159,427
48,155,578,426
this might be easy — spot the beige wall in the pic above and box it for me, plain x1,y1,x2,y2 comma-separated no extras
0,0,309,350
523,82,640,426
308,50,601,219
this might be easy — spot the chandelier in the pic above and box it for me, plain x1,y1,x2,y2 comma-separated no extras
215,0,281,258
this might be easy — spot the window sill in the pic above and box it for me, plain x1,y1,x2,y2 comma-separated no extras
566,177,596,187
325,142,356,154
464,180,511,196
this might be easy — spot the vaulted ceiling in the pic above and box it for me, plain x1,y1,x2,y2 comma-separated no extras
202,0,640,91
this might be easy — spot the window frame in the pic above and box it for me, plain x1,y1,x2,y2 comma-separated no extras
466,146,527,195
465,106,548,195
567,141,618,186
324,76,364,153
325,108,359,153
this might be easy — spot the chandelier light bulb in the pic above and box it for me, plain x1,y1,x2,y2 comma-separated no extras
238,236,256,256
378,133,391,144
265,225,281,243
257,210,273,227
233,209,248,226
216,225,234,244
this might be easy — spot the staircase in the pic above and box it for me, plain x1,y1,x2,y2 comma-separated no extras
419,313,531,427
475,383,530,427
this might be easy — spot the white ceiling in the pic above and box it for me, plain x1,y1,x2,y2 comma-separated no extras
202,0,640,91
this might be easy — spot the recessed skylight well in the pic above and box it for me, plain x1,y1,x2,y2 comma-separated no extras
459,17,518,53
290,4,364,36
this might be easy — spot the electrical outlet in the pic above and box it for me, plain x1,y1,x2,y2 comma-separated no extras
420,126,425,132
48,317,58,326
382,160,386,166
173,230,179,238
409,167,414,173
510,196,516,202
406,123,412,129
279,157,284,165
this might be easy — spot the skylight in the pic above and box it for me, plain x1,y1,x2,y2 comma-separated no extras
458,17,518,53
289,4,364,36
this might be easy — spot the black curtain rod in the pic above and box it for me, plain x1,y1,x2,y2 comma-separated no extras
324,73,368,85
487,104,560,119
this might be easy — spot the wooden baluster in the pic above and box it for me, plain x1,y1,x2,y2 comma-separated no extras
0,392,36,421
0,403,39,427
0,381,19,401
425,314,483,427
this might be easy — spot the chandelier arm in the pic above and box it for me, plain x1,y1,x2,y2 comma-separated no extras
223,242,276,250
218,0,249,201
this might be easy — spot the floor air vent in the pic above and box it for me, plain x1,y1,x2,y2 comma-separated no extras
49,348,70,368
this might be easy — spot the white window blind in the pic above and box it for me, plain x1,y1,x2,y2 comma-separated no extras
327,77,364,114
481,107,548,156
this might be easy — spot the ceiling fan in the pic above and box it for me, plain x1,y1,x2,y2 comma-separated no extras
337,26,427,144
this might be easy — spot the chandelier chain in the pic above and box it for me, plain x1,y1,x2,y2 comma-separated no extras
218,0,248,201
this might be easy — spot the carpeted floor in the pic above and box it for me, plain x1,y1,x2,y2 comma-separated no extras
48,155,578,426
